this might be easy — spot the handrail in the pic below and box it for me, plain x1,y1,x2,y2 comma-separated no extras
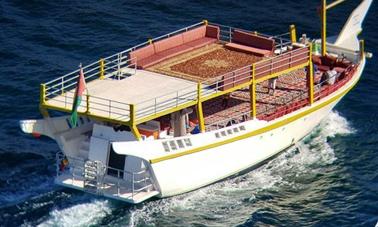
42,21,307,125
56,152,153,199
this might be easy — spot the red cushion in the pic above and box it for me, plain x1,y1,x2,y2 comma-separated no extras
317,65,330,72
312,55,322,65
154,34,184,53
137,54,165,69
129,44,155,64
156,44,194,60
186,37,217,48
182,26,206,43
206,25,220,39
334,67,346,73
232,30,275,52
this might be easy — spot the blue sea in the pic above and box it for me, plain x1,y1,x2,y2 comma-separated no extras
0,0,377,226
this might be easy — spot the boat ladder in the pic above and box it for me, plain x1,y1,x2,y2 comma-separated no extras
83,160,105,194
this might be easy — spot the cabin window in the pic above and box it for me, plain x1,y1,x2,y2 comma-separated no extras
162,142,170,152
221,131,227,137
169,141,177,150
233,127,239,133
239,125,246,131
184,138,192,146
215,132,221,138
177,140,185,149
227,129,233,135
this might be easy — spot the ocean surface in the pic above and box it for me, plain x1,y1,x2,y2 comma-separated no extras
0,0,377,226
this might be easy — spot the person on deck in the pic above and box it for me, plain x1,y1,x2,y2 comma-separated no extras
325,66,338,85
268,77,278,95
222,93,231,108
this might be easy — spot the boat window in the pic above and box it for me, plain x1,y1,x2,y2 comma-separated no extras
239,125,246,131
184,138,192,146
162,142,170,152
233,127,239,133
177,140,184,149
221,131,227,136
215,132,221,138
169,141,177,150
227,129,233,135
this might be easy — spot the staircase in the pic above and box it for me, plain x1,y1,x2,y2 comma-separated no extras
83,160,105,193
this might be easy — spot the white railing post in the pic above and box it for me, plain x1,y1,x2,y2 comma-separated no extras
61,77,64,95
117,53,121,80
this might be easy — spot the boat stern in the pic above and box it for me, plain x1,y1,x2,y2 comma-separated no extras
55,152,160,204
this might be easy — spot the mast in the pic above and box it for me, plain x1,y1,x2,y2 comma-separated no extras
321,0,346,56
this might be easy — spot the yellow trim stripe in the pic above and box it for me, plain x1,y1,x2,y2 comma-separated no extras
149,70,361,164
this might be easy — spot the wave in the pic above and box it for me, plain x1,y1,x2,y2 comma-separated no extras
37,199,111,227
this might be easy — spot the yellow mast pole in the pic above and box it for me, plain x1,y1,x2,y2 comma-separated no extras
308,45,314,105
197,82,206,133
321,0,327,56
250,64,257,119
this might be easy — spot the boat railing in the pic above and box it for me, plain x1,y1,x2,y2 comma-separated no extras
42,20,292,100
313,63,357,101
205,110,252,131
209,22,291,51
257,88,309,120
41,21,306,125
254,46,310,80
134,46,309,121
201,65,253,96
56,152,154,199
104,166,154,198
44,55,137,100
134,65,254,120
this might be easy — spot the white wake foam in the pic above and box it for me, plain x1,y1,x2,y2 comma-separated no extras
128,111,355,226
38,200,111,227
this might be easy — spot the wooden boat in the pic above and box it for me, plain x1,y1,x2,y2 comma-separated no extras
20,0,373,203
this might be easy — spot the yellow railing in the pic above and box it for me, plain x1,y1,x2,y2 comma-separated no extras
40,22,311,131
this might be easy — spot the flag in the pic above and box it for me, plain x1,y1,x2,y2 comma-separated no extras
70,65,86,127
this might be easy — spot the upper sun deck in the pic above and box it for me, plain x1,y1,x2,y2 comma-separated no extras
40,21,329,127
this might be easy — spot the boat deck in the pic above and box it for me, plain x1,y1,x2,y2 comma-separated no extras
42,21,357,130
56,174,159,204
46,70,198,121
202,68,309,129
148,43,262,82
